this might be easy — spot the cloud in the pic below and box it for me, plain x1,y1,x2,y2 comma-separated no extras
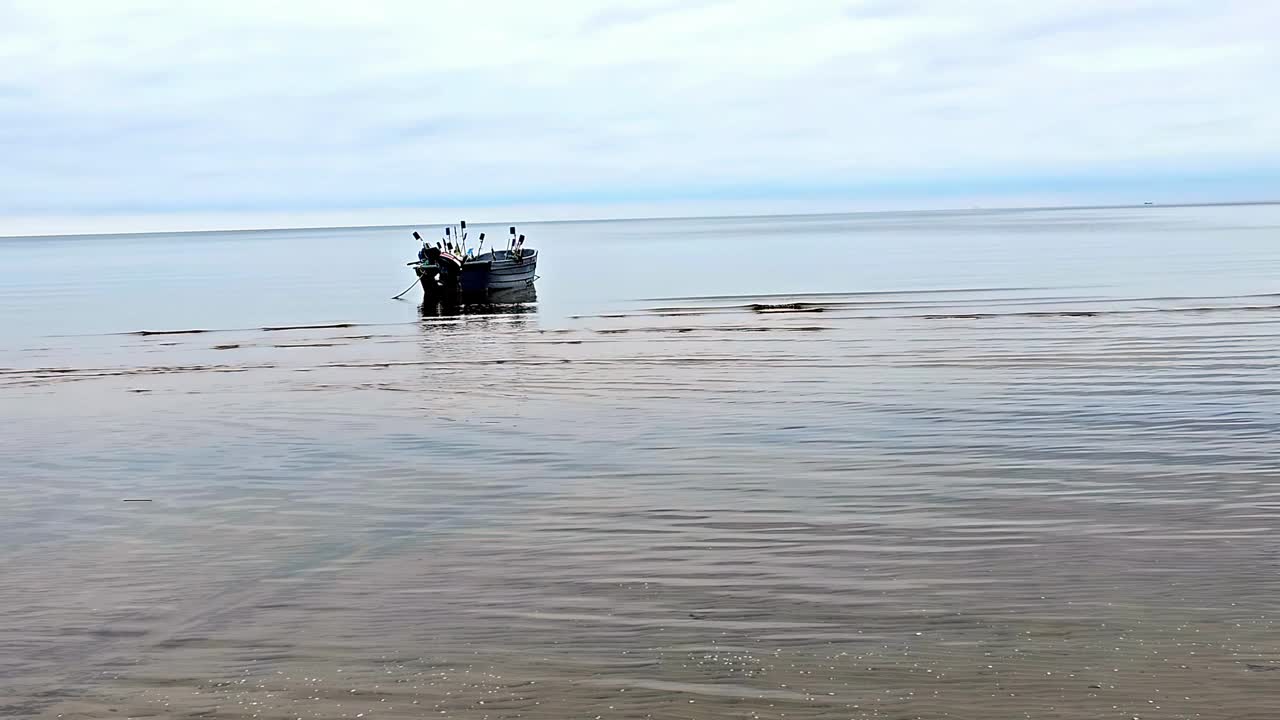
0,0,1277,232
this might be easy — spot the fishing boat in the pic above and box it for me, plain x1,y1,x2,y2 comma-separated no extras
405,222,538,301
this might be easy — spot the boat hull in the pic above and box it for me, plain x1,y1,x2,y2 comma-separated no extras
485,249,538,290
417,248,537,300
459,261,492,293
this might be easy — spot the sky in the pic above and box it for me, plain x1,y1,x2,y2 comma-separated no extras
1,0,1277,235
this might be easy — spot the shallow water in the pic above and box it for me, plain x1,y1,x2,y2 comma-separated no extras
3,205,1280,719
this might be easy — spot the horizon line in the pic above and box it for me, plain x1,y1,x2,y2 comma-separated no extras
2,199,1277,241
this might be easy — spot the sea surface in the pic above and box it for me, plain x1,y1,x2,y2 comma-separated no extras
2,205,1279,719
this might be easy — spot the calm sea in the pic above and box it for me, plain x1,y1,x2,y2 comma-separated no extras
2,205,1279,719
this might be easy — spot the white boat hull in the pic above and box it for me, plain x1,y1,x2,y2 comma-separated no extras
478,248,538,290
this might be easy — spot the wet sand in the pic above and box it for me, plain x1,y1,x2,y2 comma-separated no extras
4,284,1280,719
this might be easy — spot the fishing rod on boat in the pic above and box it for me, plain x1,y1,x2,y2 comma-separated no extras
411,231,428,261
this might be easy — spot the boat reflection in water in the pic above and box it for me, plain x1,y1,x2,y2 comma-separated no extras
419,285,538,318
